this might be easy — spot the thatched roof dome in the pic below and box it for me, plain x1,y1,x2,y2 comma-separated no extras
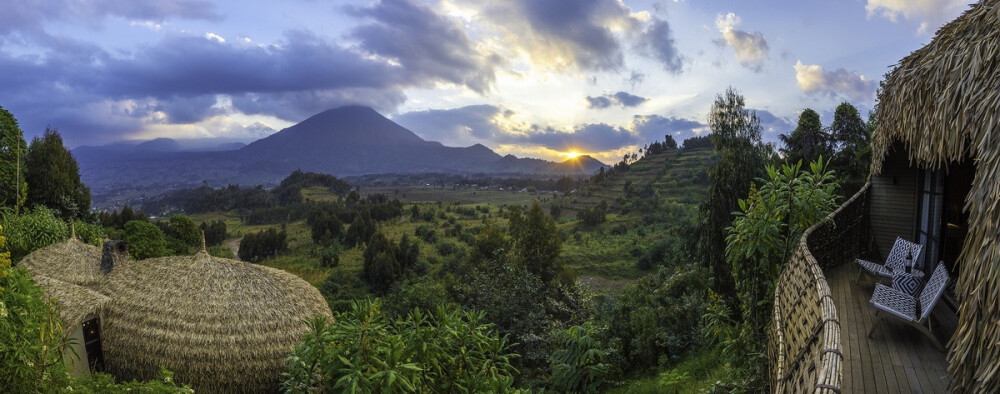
33,275,110,334
20,238,103,290
97,250,331,393
872,1,1000,391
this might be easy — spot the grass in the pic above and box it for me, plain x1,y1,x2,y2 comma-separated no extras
606,347,732,394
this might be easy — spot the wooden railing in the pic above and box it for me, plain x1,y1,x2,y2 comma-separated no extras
769,182,871,393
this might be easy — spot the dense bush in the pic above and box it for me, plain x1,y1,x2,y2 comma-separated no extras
599,264,709,373
576,201,608,227
1,206,67,262
1,232,68,392
124,220,169,260
550,323,611,393
283,300,522,393
71,219,105,247
361,233,420,294
199,220,227,247
238,228,288,262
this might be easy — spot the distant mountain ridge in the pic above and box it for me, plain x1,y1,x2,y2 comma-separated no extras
76,106,606,207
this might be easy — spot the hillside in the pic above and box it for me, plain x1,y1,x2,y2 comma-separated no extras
562,146,716,214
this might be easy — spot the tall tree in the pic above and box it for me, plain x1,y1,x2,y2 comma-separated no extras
779,108,831,165
507,201,565,284
699,87,769,302
24,128,90,219
829,102,871,196
0,106,28,210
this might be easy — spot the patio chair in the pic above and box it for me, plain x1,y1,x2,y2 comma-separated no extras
857,237,923,284
867,263,949,351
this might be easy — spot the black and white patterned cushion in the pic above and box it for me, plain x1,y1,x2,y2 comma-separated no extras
892,272,923,297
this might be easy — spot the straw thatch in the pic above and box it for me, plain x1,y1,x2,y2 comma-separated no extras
872,1,1000,391
33,275,110,334
97,250,332,393
20,238,103,290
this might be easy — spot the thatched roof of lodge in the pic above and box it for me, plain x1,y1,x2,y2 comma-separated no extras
20,238,103,290
872,0,1000,391
33,275,110,334
97,250,332,393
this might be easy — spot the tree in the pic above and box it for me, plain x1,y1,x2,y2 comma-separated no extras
0,106,28,210
24,128,90,220
779,108,831,165
663,134,678,150
200,220,227,247
722,159,838,387
124,220,168,260
829,102,871,196
165,215,200,254
698,87,769,303
507,201,564,284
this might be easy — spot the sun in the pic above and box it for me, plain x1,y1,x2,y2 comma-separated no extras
560,150,583,159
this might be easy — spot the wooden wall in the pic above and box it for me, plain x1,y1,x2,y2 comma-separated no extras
870,146,918,257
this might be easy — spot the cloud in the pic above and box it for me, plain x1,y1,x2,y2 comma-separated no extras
636,18,684,73
715,12,768,72
347,0,503,93
0,0,219,35
793,60,876,102
754,109,795,136
585,91,649,109
630,114,707,142
451,0,642,70
865,0,967,34
395,105,708,154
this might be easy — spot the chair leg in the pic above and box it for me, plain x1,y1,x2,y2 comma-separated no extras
914,322,945,352
868,312,882,338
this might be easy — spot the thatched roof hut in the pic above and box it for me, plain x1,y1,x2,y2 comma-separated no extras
20,238,103,290
872,0,1000,391
32,275,110,334
97,250,332,393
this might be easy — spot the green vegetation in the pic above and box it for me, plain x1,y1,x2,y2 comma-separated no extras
0,106,28,210
283,299,522,393
24,128,90,220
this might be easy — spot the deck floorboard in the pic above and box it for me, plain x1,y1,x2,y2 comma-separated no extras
825,264,952,393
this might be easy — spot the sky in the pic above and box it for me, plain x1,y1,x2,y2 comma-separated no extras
0,0,971,164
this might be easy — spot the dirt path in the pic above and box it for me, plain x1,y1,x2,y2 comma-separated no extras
226,237,242,260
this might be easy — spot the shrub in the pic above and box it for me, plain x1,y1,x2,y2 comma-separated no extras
1,206,67,262
124,220,168,260
550,323,611,393
282,300,522,393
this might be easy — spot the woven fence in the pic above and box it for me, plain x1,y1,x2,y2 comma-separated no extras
769,182,872,393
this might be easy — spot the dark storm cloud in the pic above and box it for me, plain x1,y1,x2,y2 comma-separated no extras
347,0,503,93
0,30,414,144
585,92,649,109
102,31,401,97
636,18,684,73
0,0,219,35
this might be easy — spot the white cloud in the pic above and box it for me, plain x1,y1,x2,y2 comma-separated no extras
793,60,875,102
865,0,967,34
204,32,225,43
715,12,768,72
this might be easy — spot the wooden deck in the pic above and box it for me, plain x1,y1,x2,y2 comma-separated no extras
826,264,952,393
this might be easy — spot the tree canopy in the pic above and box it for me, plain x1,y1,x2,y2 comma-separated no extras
24,128,90,220
0,106,28,210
